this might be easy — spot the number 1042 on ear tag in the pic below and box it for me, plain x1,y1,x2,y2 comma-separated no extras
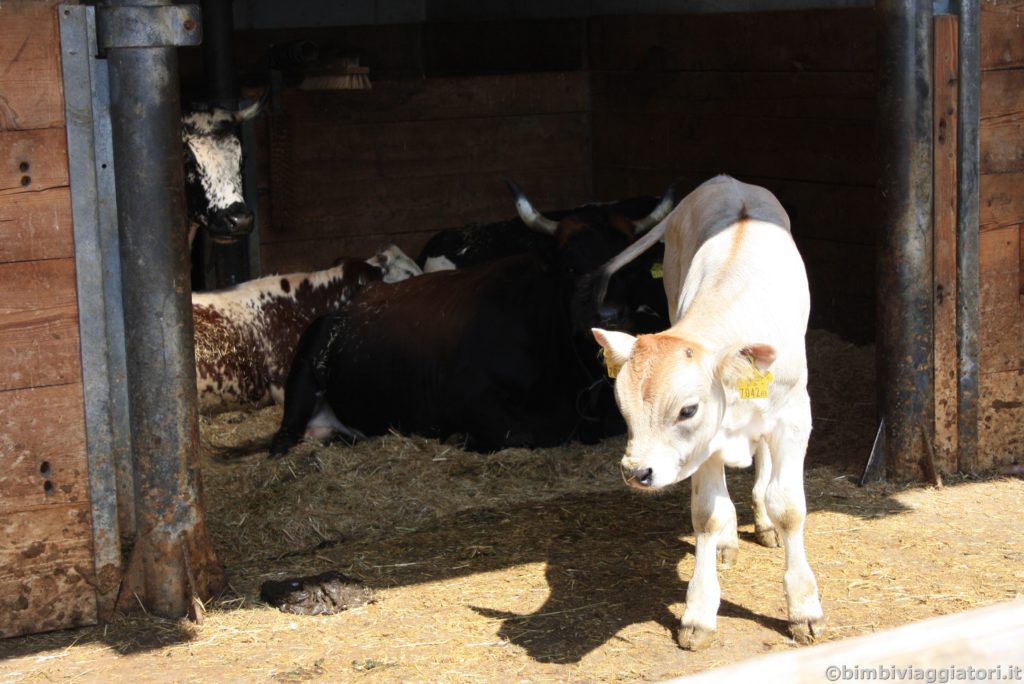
737,366,773,400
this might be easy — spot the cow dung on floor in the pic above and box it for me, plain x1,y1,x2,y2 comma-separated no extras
260,570,374,616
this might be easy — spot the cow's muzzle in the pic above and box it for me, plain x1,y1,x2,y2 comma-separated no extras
208,202,255,244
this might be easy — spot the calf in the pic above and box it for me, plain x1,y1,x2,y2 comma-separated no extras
193,246,421,414
591,175,824,649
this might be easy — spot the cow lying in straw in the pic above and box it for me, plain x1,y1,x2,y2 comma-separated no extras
591,175,824,650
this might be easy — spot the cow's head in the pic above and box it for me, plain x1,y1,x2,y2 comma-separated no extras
181,96,264,246
591,329,776,489
505,179,678,331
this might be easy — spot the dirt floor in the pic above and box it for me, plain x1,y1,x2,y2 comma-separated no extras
2,331,1022,682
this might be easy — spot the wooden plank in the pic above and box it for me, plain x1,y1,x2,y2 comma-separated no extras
286,113,589,184
0,128,70,196
263,169,591,267
592,107,876,187
0,187,74,264
282,72,590,125
0,258,81,392
270,115,589,241
981,1,1024,71
0,1,65,131
422,18,587,76
0,384,88,515
588,9,876,74
933,15,959,473
978,369,1024,471
979,296,1024,374
980,110,1024,175
981,171,1024,231
591,70,876,122
980,224,1021,277
0,504,97,639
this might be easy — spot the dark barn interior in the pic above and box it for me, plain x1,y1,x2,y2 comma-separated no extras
178,1,880,343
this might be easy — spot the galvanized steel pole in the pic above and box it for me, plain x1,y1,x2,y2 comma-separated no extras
101,0,225,617
875,0,935,481
954,0,980,473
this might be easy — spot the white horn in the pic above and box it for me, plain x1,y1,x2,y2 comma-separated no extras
631,177,682,234
504,179,559,235
232,90,269,123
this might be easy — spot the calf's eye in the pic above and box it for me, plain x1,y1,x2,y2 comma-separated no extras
678,404,698,421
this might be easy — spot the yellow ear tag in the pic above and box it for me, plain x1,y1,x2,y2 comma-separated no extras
737,356,773,400
601,349,622,379
650,262,664,279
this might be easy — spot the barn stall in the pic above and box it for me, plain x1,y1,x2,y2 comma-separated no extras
1,0,1022,679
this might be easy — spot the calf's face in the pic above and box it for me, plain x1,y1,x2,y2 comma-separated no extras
592,329,776,489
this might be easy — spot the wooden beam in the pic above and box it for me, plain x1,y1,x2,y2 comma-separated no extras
0,187,74,263
933,15,959,474
0,259,81,392
0,1,65,131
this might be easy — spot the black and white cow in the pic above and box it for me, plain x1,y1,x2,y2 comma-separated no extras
181,97,263,248
193,245,422,415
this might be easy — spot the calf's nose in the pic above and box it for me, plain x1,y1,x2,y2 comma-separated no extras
623,466,654,488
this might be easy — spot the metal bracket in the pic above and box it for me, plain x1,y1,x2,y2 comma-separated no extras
96,4,202,52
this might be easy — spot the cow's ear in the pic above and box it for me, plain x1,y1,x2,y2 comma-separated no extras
716,343,777,393
592,329,636,370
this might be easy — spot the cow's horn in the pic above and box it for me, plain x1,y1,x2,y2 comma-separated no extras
504,179,559,235
232,90,269,123
631,177,683,235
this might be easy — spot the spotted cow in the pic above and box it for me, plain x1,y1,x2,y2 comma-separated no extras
591,175,824,650
193,245,422,414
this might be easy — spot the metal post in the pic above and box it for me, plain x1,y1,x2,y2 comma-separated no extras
202,0,250,288
954,0,980,473
875,0,935,481
100,1,224,618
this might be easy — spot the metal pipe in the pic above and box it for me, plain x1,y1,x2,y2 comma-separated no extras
202,0,250,287
875,0,935,481
954,0,980,473
104,0,224,617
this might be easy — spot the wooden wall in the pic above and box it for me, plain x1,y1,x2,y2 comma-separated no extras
588,8,878,342
978,0,1024,469
0,1,97,638
261,71,592,273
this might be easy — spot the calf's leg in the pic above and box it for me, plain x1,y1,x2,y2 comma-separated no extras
751,439,781,547
679,455,734,650
765,395,824,644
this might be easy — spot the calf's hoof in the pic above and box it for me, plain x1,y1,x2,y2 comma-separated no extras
788,617,825,645
717,545,738,569
677,624,715,651
754,525,781,548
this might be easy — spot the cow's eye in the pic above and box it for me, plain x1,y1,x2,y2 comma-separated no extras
678,404,698,421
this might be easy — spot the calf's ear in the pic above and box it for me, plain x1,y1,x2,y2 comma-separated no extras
715,343,777,387
591,328,637,370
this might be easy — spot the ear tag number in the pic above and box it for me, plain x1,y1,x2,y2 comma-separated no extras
737,356,773,400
